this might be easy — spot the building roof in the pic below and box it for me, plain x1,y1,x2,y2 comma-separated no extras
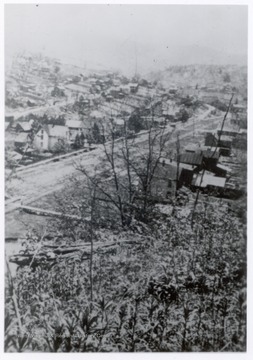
193,174,226,188
109,86,120,92
199,145,221,152
8,151,23,160
217,126,239,135
16,122,32,132
15,132,30,144
184,145,220,159
216,163,231,172
219,135,233,142
178,152,203,166
184,144,199,153
155,162,183,181
232,104,246,110
114,118,125,126
129,82,139,87
156,158,195,181
65,83,89,94
90,110,103,119
239,129,247,135
66,120,84,129
46,125,68,138
160,158,196,171
202,149,220,160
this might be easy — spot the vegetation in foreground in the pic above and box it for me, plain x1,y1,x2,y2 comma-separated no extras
5,198,246,352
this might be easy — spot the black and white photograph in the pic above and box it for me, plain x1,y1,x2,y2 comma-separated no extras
2,1,250,354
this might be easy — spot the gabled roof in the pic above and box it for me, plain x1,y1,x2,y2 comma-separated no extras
178,152,203,166
45,125,68,138
16,122,32,131
66,120,84,129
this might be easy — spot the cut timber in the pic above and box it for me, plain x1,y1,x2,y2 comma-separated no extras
20,205,90,221
9,239,142,267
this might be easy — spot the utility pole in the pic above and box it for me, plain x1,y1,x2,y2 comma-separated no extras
176,133,180,195
190,94,234,228
134,41,138,79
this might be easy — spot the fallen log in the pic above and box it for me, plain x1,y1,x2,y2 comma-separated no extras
9,239,142,268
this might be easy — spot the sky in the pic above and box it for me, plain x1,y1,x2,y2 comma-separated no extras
5,4,248,75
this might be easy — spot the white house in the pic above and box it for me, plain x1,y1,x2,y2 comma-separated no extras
34,125,69,151
66,120,85,142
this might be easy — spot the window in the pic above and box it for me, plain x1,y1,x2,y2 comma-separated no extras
168,179,172,188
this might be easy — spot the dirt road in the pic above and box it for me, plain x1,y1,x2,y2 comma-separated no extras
6,110,223,208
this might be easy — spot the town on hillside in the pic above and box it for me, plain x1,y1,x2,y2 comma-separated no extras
5,54,247,202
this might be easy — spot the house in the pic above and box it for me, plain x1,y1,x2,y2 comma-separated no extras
219,135,233,153
5,122,11,131
217,128,239,137
34,125,69,152
214,163,231,177
230,104,247,129
205,132,218,147
90,110,104,120
184,144,200,153
184,145,222,174
150,159,194,200
129,83,139,93
202,148,220,169
20,84,32,92
205,132,232,156
232,131,247,150
192,173,226,195
120,85,131,95
66,120,85,142
231,111,247,129
5,115,14,123
231,104,247,114
51,85,65,97
109,87,121,98
14,132,32,151
168,87,178,95
15,121,33,133
112,79,121,87
113,118,125,133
